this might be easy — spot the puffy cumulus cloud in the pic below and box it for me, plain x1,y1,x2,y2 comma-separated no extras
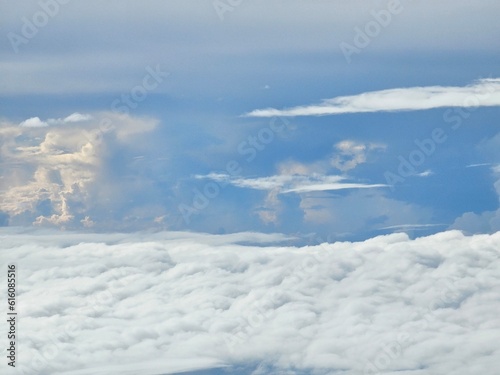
330,140,386,172
254,189,281,225
1,229,500,374
450,211,499,233
245,78,500,117
19,113,93,128
0,112,158,228
19,117,49,128
275,140,386,178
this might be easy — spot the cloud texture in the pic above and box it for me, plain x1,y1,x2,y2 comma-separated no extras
0,112,159,229
2,229,499,375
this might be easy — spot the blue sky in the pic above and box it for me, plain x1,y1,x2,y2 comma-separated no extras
1,0,500,240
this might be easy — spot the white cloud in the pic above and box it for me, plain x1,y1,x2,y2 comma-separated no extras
330,140,385,172
245,78,500,117
2,229,500,374
1,112,158,228
465,163,491,168
197,173,386,194
18,113,93,128
63,113,93,123
416,169,434,177
19,117,49,128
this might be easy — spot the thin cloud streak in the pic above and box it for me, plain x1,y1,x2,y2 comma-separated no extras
197,173,387,194
244,78,500,117
466,163,492,168
378,223,448,231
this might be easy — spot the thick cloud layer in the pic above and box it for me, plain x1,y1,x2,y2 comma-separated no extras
1,229,499,374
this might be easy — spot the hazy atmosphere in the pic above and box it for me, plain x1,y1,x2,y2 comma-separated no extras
1,1,500,374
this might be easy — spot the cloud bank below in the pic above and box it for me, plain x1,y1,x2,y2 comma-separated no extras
245,78,500,117
2,229,500,375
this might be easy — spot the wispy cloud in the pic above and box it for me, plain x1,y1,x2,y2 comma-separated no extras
416,170,434,177
244,78,500,117
378,223,447,231
466,163,492,168
197,173,387,194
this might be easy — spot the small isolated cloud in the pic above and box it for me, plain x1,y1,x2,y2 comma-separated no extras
18,113,93,128
80,216,95,228
19,116,49,128
244,78,500,117
416,169,434,177
197,173,387,194
63,113,93,123
466,163,491,168
330,140,385,172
